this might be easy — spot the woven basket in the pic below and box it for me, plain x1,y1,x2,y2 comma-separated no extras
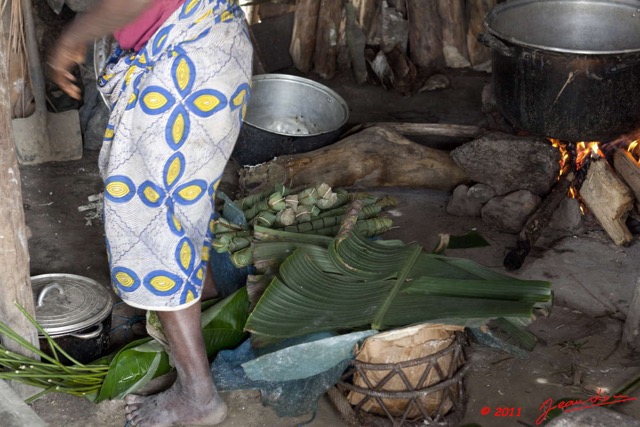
330,326,468,426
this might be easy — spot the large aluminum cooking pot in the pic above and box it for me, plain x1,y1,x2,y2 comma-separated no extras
482,0,640,141
231,74,350,165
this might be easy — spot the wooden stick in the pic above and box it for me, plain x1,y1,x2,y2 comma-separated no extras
580,158,634,246
504,171,575,271
622,277,640,356
363,122,482,138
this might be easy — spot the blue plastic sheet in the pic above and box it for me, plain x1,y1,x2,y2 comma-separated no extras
211,330,376,417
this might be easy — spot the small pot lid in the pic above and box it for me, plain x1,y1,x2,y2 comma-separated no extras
31,274,113,337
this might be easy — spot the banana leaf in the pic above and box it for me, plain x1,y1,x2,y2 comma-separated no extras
96,338,170,402
96,289,250,402
245,232,551,345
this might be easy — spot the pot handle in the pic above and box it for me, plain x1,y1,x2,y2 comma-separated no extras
68,323,104,340
478,33,514,57
37,283,64,306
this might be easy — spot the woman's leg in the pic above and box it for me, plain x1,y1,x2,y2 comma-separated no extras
201,263,218,301
124,301,227,427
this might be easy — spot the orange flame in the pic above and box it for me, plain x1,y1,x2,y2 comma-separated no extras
549,138,569,174
575,141,604,168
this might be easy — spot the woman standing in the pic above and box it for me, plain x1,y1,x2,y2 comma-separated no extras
49,1,253,425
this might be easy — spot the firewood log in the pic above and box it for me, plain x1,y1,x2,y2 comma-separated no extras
239,126,470,193
406,0,444,71
362,122,481,138
314,0,343,79
579,158,634,246
504,171,574,271
438,0,470,68
466,0,497,70
352,0,382,44
613,148,640,212
345,2,368,84
290,0,321,73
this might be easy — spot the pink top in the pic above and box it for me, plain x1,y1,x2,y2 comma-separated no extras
114,0,186,52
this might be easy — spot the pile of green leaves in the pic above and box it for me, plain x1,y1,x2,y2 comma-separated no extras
244,202,551,347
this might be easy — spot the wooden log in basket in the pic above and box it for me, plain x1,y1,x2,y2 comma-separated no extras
580,158,634,246
239,126,470,193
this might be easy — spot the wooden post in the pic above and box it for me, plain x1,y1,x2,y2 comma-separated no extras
314,0,343,79
438,0,470,68
290,0,321,73
0,19,39,364
466,0,497,69
406,0,444,72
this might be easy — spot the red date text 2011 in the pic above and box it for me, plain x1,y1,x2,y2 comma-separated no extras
494,407,521,417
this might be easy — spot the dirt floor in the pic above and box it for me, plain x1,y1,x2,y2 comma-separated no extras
15,63,640,427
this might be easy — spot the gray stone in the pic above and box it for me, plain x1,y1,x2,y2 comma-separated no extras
548,197,583,232
545,406,640,427
451,132,560,196
446,185,482,217
0,380,46,427
481,190,541,233
467,183,495,204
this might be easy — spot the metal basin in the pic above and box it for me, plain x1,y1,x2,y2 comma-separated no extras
232,74,350,165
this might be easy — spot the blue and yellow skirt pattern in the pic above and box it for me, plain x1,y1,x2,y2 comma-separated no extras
97,0,252,311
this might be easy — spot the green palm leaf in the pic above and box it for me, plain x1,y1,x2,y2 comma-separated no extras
245,232,551,344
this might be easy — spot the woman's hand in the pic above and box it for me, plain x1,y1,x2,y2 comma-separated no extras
48,0,152,100
48,36,87,100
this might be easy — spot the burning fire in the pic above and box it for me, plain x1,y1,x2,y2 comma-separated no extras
549,138,605,214
575,141,605,168
549,138,606,173
549,131,640,215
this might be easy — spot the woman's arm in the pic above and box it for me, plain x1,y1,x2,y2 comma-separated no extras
48,0,153,99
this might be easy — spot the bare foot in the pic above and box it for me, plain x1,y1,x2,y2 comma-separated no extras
124,384,228,427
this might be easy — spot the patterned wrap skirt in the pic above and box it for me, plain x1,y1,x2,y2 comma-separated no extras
97,0,252,311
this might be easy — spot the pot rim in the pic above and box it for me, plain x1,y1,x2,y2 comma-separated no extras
485,0,640,55
243,74,350,137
